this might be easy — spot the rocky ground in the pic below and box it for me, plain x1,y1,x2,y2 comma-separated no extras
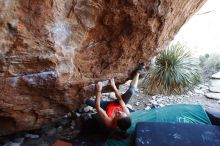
1,74,220,146
126,82,220,112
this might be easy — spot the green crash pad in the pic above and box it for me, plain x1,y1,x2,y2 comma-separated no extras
106,104,211,146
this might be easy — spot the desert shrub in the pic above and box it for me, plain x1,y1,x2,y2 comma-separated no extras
199,53,220,80
199,53,209,66
142,43,201,95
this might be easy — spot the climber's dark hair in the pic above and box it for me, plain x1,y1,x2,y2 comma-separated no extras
117,116,131,131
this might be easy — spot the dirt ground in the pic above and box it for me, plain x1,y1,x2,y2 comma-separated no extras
118,80,220,112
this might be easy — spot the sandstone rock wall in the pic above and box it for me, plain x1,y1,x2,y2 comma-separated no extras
0,0,206,135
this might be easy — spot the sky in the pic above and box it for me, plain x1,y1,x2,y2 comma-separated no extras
173,0,220,56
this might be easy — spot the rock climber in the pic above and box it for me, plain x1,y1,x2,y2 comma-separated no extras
85,63,145,133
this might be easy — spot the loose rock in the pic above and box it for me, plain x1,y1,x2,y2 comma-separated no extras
150,100,157,105
56,126,63,133
209,87,220,93
205,93,220,100
152,96,156,100
194,89,204,94
83,106,93,113
109,92,116,99
4,142,21,146
158,104,165,107
126,104,133,110
209,79,220,93
211,71,220,79
144,106,151,110
135,102,140,106
25,134,40,139
13,138,24,144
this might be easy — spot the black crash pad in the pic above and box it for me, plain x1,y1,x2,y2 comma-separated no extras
206,110,220,126
135,122,220,146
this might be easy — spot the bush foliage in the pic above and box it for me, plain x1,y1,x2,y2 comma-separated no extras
199,53,220,80
143,43,201,95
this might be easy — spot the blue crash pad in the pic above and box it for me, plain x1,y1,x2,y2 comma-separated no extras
135,122,220,146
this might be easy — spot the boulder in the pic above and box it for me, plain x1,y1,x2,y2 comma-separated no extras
205,93,220,100
0,0,207,135
212,72,220,79
209,87,220,93
209,79,220,93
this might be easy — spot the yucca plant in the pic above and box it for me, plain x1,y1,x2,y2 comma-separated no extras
143,43,201,95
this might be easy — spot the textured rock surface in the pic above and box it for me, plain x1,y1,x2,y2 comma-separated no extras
205,93,220,100
209,79,220,93
212,71,220,79
0,0,206,135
